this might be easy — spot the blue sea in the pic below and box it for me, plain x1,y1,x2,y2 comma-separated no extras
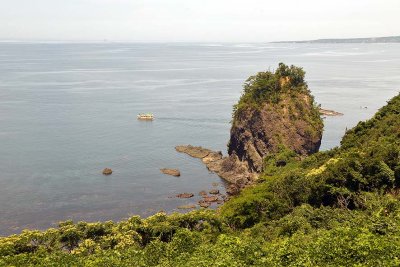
0,42,399,235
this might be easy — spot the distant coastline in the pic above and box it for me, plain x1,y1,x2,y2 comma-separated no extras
273,35,400,44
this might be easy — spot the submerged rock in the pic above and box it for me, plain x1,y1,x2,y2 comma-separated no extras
198,190,208,196
176,193,194,198
160,168,181,177
209,189,219,195
202,196,219,202
102,168,113,175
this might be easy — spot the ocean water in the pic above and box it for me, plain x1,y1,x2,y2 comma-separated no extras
0,42,399,235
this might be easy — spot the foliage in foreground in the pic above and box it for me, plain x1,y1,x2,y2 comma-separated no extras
1,90,399,266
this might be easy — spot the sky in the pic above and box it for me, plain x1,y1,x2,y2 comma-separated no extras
0,0,399,42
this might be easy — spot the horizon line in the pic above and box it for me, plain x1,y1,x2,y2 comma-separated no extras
1,34,399,44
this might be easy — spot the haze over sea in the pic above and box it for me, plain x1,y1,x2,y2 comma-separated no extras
0,42,399,235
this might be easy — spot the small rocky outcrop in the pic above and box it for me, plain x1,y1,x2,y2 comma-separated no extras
199,190,208,196
198,194,224,208
160,168,181,177
209,189,219,195
176,145,213,158
202,196,219,202
176,145,256,185
102,168,112,175
319,108,344,116
176,193,194,198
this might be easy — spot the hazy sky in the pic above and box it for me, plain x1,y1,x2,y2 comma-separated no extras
1,0,399,42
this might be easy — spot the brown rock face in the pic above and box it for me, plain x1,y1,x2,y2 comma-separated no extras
175,145,256,185
228,94,323,173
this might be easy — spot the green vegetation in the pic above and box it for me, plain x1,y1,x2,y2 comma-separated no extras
1,77,400,265
221,93,400,229
233,63,311,117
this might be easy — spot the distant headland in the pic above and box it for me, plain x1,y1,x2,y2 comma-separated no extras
273,35,400,44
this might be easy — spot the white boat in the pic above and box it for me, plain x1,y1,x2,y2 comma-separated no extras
137,113,154,120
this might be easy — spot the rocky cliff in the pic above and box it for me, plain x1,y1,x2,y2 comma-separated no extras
178,63,323,190
228,63,323,173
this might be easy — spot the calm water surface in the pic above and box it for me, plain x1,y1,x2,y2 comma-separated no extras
0,42,399,235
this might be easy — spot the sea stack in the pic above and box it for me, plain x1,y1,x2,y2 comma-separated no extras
228,63,323,173
177,63,324,189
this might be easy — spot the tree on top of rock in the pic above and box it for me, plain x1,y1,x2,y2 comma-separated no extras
233,63,310,117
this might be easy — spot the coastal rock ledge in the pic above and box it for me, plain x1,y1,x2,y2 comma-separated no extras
175,145,256,187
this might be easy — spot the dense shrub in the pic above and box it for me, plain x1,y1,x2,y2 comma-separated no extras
233,63,312,118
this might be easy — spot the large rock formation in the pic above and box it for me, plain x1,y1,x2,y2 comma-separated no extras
227,63,323,174
177,63,323,191
228,93,323,173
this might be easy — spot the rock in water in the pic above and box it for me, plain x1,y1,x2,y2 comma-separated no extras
209,189,219,194
176,193,194,198
228,63,323,173
102,168,112,175
160,168,181,177
176,64,323,192
202,196,219,202
198,190,208,196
